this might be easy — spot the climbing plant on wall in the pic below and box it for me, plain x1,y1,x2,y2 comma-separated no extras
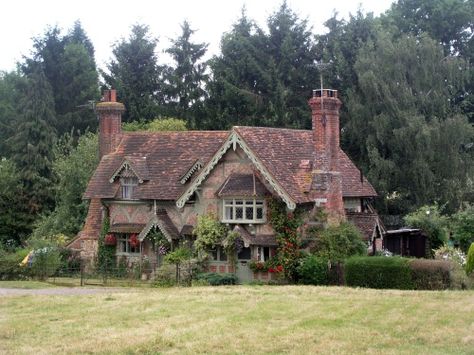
97,214,115,273
267,198,303,282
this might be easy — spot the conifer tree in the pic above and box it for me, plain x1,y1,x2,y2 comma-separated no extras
102,24,162,122
163,21,208,128
8,63,57,214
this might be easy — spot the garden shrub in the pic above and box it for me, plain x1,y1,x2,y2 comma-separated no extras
196,272,238,286
297,255,329,285
0,249,29,280
29,247,62,280
408,259,452,290
466,243,474,275
311,222,366,262
345,256,413,289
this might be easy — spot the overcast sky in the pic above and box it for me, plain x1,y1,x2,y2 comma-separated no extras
1,0,394,72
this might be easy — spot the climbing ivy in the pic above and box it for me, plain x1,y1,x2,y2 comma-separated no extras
267,198,303,282
97,214,115,273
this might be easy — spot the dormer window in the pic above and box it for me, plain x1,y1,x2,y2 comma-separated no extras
121,176,138,199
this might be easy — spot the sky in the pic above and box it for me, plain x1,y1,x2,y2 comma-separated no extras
0,0,395,72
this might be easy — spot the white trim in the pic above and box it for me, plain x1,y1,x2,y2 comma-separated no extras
109,160,144,184
221,198,265,224
179,160,203,184
176,129,296,210
138,215,174,242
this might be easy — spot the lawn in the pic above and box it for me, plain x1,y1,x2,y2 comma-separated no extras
0,285,473,354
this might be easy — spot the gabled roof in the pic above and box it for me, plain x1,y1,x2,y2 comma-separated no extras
109,156,150,183
217,173,270,197
84,131,228,200
84,127,377,204
346,212,385,241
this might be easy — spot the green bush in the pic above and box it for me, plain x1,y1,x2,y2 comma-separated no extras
196,272,238,286
311,222,366,262
297,255,329,285
29,247,62,280
345,256,413,289
466,243,474,275
0,249,29,280
409,259,452,290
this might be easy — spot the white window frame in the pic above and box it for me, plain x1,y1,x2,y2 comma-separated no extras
257,246,271,262
116,234,140,255
121,177,138,199
221,198,265,224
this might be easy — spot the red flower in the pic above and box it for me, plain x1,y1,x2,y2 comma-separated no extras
268,268,275,273
129,234,140,248
276,265,283,272
104,234,117,246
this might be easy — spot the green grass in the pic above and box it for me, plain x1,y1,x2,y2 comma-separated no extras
0,280,56,289
1,286,473,354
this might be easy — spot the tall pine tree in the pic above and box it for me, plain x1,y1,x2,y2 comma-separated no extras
102,24,162,122
8,63,57,214
163,21,208,128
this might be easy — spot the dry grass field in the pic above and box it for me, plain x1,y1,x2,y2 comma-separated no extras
1,284,473,354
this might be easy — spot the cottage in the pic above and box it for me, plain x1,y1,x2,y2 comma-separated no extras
68,88,384,281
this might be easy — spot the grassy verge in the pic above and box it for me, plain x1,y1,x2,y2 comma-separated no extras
0,286,473,354
0,280,56,289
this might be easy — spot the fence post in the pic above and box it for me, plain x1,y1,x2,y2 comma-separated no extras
80,260,84,287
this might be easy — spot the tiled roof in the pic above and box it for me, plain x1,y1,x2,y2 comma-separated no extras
346,212,384,241
84,127,376,202
109,223,145,233
232,225,278,246
217,173,270,197
84,131,228,199
234,127,377,201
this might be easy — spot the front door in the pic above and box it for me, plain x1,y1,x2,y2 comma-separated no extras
236,247,253,282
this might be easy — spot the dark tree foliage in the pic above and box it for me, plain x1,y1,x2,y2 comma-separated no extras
0,71,26,158
207,3,318,129
7,63,57,215
382,0,474,123
382,0,474,57
0,159,33,247
25,22,99,136
345,32,473,214
163,21,208,128
102,24,162,122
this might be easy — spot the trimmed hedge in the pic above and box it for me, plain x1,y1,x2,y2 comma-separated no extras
409,259,451,290
297,255,329,285
345,256,461,290
345,256,414,290
196,272,238,286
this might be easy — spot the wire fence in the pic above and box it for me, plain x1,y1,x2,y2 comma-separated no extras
42,261,196,287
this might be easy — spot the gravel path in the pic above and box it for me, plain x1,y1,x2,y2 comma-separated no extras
0,287,130,296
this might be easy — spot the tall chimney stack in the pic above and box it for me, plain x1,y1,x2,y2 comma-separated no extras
308,89,345,223
96,89,125,159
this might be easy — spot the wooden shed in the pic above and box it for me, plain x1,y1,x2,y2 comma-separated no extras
383,228,428,258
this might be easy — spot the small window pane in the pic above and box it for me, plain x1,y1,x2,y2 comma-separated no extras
256,207,263,219
235,207,243,219
264,247,270,261
235,200,243,205
219,249,227,261
245,207,253,219
211,249,218,260
225,206,233,220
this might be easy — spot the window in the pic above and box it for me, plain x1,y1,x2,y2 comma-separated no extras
211,247,227,262
121,177,138,199
238,247,251,260
117,234,140,254
222,199,265,223
257,246,270,262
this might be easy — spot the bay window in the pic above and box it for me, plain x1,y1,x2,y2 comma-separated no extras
222,199,265,224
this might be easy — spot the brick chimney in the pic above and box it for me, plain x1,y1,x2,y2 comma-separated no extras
308,89,345,224
96,89,125,159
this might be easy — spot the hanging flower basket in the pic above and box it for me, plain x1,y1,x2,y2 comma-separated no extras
129,234,140,248
104,234,117,246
